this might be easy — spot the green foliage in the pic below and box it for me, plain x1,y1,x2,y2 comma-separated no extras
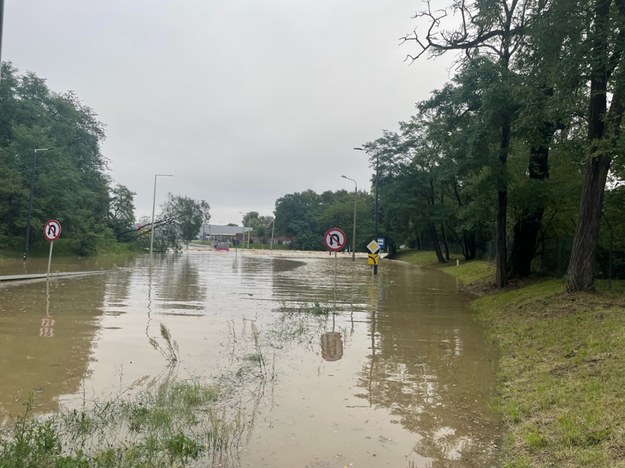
0,406,62,467
597,186,625,279
0,378,235,467
164,433,202,461
158,194,210,249
274,189,374,251
363,63,514,261
274,190,323,250
0,63,131,257
108,184,136,241
360,0,625,280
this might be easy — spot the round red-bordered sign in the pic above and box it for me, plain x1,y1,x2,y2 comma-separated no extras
323,227,347,252
43,219,62,241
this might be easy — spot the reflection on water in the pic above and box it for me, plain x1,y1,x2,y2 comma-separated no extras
320,331,343,362
359,263,499,465
0,250,500,466
0,275,107,420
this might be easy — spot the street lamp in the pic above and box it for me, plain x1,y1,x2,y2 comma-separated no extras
269,216,275,250
341,175,357,261
0,0,5,83
23,147,53,261
241,213,253,248
354,146,379,274
239,211,248,249
150,173,173,255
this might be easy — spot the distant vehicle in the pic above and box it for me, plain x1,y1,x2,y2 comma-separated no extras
213,242,230,251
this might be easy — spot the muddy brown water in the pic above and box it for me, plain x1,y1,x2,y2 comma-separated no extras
0,250,500,466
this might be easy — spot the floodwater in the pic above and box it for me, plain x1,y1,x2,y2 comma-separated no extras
0,250,500,466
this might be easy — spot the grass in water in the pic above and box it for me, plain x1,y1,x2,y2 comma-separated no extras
0,378,248,467
149,323,180,363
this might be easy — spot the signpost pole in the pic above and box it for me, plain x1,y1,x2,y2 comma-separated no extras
47,241,54,278
334,251,338,305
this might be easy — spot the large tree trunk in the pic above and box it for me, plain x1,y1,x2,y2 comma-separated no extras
509,121,555,278
509,208,544,277
464,231,477,260
495,119,512,288
495,189,508,287
440,223,450,261
565,154,611,291
565,0,613,292
429,223,446,263
451,182,477,260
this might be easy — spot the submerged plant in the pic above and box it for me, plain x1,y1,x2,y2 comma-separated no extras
0,402,62,467
0,378,251,467
280,301,331,316
149,323,180,363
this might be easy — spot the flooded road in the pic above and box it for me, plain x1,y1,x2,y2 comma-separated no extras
0,250,500,466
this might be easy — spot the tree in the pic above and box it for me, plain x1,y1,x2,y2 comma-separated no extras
418,83,495,261
241,211,260,231
255,216,274,239
108,184,136,241
239,211,274,243
364,80,501,262
403,0,533,287
560,0,625,291
274,190,323,250
161,194,210,248
0,63,112,255
273,189,373,251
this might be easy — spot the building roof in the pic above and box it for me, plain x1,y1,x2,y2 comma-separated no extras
200,224,250,236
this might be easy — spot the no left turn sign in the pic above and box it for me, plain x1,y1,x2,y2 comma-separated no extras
323,227,347,252
43,219,62,241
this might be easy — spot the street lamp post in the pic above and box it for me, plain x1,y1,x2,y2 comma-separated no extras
354,147,378,274
150,174,173,255
0,0,5,83
341,175,357,261
23,147,53,261
239,212,247,250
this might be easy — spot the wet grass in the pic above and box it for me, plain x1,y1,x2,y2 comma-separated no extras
392,249,495,285
0,377,251,467
473,281,625,467
300,301,331,316
278,301,331,316
394,249,625,466
271,302,333,347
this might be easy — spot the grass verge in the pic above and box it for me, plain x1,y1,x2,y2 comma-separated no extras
392,249,496,286
393,249,625,467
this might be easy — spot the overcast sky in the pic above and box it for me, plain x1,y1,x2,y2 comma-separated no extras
4,0,453,226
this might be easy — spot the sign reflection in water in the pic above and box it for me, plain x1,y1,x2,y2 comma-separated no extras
320,331,343,361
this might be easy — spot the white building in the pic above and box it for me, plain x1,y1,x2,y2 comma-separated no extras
199,224,250,244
